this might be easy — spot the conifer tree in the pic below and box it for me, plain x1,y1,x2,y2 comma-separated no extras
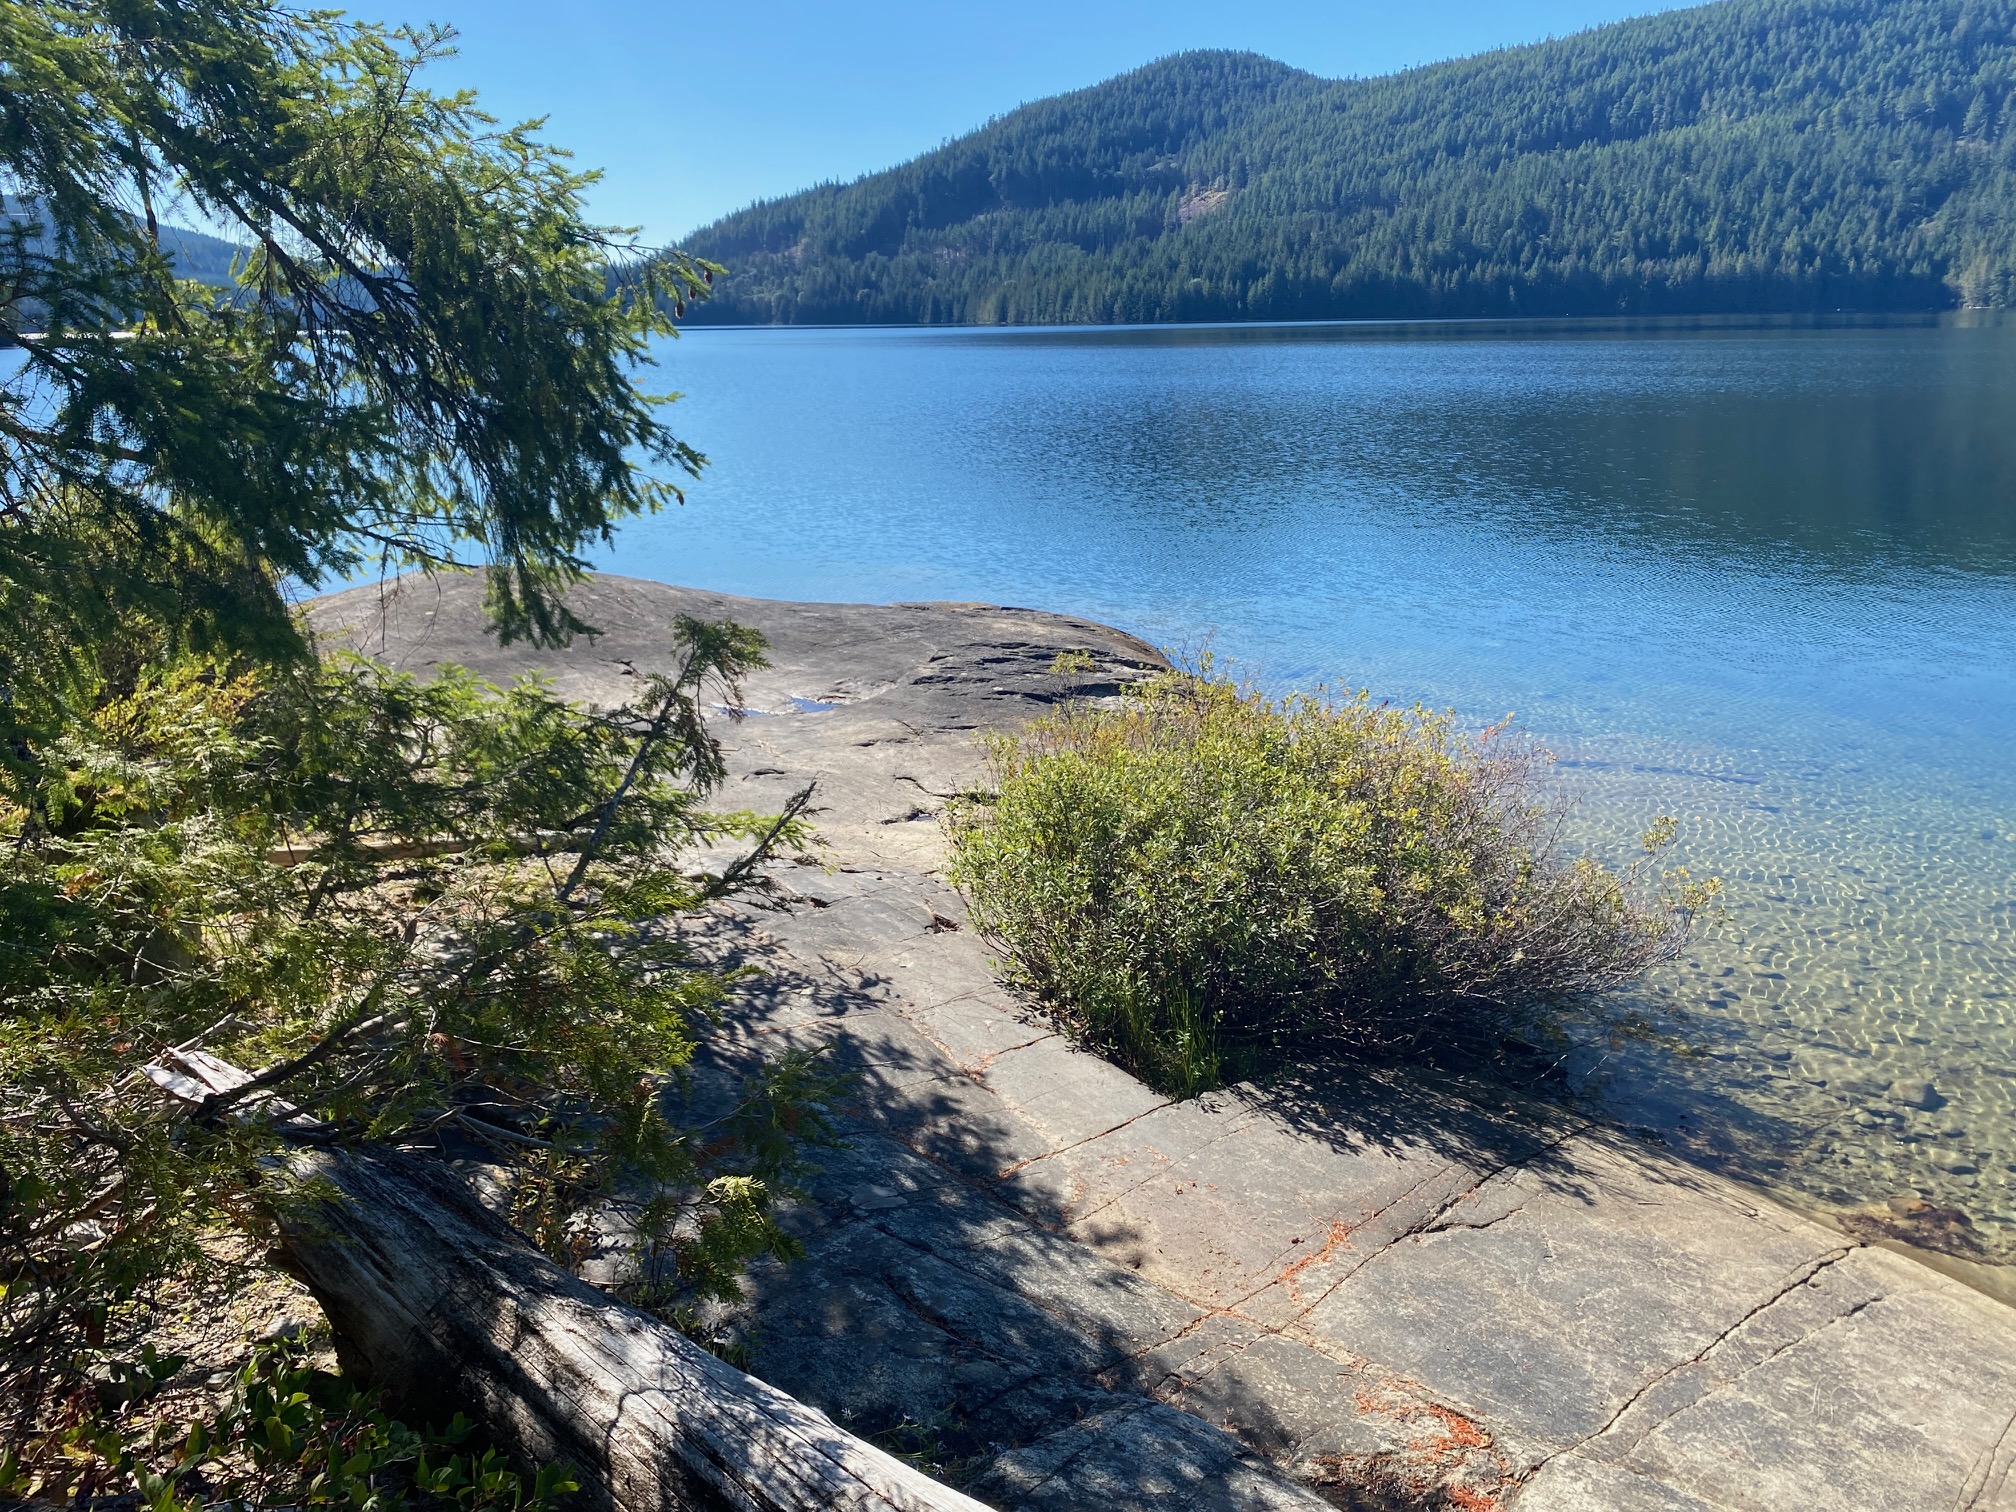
0,3,832,1473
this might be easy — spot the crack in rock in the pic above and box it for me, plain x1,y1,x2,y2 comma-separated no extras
962,1033,1060,1076
1620,1292,1881,1451
894,773,968,801
992,1098,1179,1182
1000,1400,1157,1499
1216,1164,1458,1320
1240,1121,1594,1332
1053,1112,1264,1236
1529,1244,1861,1479
1958,1400,2016,1512
1420,1198,1529,1236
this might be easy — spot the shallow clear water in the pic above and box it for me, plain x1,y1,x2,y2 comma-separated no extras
605,315,2016,1248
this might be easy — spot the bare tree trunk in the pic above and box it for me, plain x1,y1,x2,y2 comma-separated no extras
277,1146,989,1512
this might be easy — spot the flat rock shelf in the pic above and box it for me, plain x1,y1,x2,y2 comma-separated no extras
312,574,2016,1512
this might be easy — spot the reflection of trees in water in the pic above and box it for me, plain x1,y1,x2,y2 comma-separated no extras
985,321,2016,578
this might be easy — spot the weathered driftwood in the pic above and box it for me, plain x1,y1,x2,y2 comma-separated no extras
142,1047,329,1134
276,1146,990,1512
262,833,583,867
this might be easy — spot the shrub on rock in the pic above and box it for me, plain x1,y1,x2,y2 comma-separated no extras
950,671,1713,1095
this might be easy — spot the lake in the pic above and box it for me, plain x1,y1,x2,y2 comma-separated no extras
603,315,2016,1251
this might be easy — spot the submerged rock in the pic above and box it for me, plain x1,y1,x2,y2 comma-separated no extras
1838,1196,1984,1258
1888,1079,1944,1111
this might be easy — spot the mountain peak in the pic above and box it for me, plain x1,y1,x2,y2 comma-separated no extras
683,0,2016,325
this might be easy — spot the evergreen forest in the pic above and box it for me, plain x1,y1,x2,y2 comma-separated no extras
679,0,2016,324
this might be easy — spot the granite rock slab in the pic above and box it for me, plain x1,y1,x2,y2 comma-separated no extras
313,575,2016,1512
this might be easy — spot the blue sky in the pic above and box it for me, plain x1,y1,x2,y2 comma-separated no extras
352,0,1695,244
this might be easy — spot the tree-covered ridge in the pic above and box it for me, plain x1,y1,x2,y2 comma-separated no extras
682,0,2016,323
2,195,242,289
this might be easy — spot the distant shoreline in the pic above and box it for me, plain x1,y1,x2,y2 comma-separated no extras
675,308,2002,337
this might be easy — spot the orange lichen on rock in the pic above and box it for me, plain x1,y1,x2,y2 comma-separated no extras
1420,1402,1491,1452
1274,1218,1354,1297
1315,1383,1510,1510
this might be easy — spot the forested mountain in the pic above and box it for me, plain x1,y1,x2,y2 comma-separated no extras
3,196,243,292
154,222,244,285
680,0,2016,324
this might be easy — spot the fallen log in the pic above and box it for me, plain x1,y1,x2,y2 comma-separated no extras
277,1145,989,1512
262,833,585,867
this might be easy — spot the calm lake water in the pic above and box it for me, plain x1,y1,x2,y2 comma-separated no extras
604,315,2016,1250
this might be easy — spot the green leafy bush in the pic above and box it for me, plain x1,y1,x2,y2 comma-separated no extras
0,1339,577,1512
0,621,838,1440
950,671,1714,1095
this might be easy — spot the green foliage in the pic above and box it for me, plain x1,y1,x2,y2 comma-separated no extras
867,1409,985,1489
0,0,715,714
0,623,837,1418
0,1338,579,1512
950,672,1716,1095
684,0,2016,324
0,0,834,1477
